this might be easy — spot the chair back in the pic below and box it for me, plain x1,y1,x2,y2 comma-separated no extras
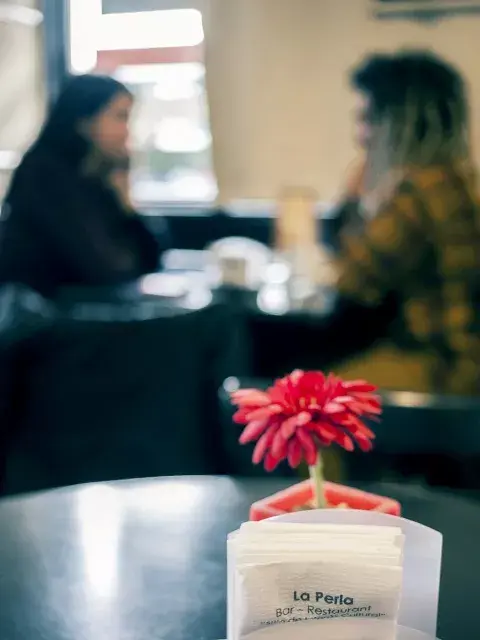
3,297,241,495
0,285,54,493
375,391,480,455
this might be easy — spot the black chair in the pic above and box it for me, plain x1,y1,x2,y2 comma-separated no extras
0,286,56,494
372,391,480,453
2,294,245,496
218,377,480,488
357,391,480,489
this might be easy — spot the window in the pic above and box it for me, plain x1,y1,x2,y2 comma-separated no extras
68,1,217,204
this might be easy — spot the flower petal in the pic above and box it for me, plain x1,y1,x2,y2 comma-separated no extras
299,411,312,423
295,428,318,466
313,433,333,447
266,385,289,407
289,369,305,383
270,429,288,460
264,451,281,471
287,438,303,468
233,408,251,424
323,402,346,415
345,393,382,409
252,425,277,464
354,432,374,452
280,416,299,440
239,419,269,444
245,406,281,422
345,414,376,440
335,431,355,452
351,392,382,403
310,422,337,442
280,411,311,440
341,380,378,392
230,389,272,407
330,395,354,404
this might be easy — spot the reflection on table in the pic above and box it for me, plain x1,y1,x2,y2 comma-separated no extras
53,241,339,321
160,243,338,318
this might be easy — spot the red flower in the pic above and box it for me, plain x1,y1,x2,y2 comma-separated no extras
230,370,380,472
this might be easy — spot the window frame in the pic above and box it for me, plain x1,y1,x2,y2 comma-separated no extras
41,0,69,100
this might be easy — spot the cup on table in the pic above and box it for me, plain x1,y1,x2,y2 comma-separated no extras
218,255,249,288
207,237,272,289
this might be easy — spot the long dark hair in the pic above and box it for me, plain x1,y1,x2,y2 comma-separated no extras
29,74,132,169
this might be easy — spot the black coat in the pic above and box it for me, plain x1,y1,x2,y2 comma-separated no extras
0,149,164,297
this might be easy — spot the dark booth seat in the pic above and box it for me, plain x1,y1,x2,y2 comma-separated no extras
0,286,244,496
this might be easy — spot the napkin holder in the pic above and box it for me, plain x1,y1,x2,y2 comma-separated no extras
227,510,442,640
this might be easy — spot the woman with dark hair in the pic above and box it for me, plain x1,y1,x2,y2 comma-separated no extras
0,74,165,298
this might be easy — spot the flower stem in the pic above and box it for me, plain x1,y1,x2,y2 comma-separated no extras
309,457,326,509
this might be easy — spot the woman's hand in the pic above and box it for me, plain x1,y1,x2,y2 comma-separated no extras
342,159,366,201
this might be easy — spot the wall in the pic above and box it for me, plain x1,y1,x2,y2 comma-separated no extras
205,0,480,203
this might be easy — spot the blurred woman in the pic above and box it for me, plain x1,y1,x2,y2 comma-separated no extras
0,74,166,298
261,51,480,395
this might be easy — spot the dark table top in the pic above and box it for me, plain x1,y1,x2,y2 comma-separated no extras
0,477,479,640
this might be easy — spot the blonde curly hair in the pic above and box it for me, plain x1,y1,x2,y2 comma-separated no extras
351,50,471,209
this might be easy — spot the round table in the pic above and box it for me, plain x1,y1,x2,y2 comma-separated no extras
0,478,478,640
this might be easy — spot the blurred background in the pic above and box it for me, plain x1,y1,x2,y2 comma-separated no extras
4,0,480,207
1,0,480,497
1,9,480,640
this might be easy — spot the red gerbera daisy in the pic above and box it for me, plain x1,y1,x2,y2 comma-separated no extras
230,370,381,472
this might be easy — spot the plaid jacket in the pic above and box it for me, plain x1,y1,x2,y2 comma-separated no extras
337,164,480,394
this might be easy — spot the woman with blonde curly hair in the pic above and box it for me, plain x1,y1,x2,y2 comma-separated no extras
268,50,480,395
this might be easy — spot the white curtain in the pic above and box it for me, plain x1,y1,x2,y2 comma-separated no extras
0,0,45,197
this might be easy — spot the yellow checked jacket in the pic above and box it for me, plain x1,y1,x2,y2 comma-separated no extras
336,164,480,395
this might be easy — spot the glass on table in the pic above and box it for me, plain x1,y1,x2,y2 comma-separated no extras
206,238,272,289
258,250,333,315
